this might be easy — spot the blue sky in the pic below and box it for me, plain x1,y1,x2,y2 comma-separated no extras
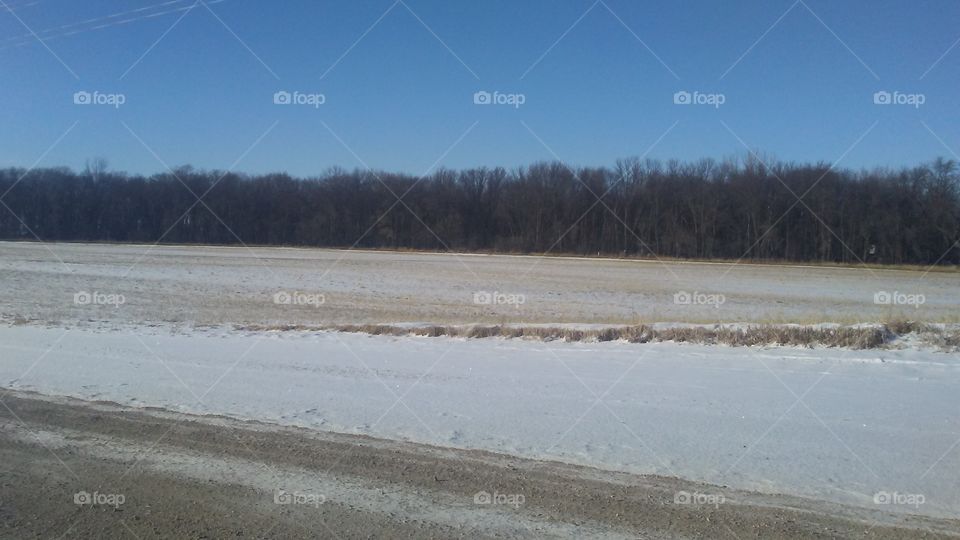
1,0,958,177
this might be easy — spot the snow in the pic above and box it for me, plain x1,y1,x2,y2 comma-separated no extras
2,322,958,518
1,241,957,518
3,241,958,326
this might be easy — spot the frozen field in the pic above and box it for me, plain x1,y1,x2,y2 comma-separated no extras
1,241,958,326
2,322,959,518
1,241,959,525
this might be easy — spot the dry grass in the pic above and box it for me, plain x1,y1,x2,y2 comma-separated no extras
3,314,33,326
239,320,956,350
913,326,960,352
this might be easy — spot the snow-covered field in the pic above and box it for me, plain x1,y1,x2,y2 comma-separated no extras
1,241,958,520
2,322,958,518
1,241,958,325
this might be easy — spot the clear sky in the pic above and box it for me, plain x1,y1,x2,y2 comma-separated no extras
1,0,959,177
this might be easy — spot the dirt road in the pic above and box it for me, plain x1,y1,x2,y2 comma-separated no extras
1,390,956,539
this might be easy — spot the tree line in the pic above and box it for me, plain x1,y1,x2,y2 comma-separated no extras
1,156,958,265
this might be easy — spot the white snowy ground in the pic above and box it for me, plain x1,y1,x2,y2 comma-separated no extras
2,323,958,518
2,241,958,325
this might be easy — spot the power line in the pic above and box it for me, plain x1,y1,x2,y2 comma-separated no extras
0,0,228,50
2,0,191,42
1,0,46,13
